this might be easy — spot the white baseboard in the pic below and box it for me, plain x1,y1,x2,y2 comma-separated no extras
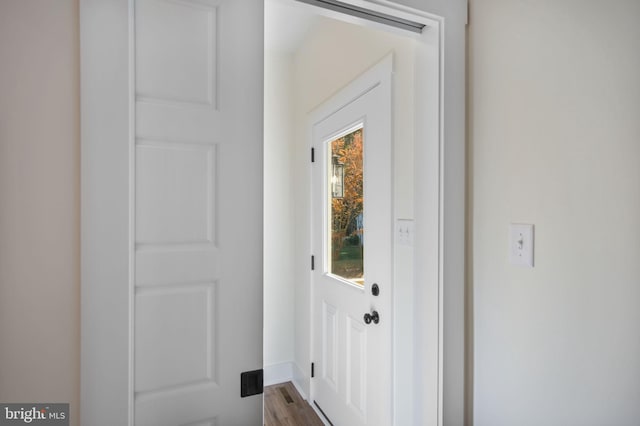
264,362,309,400
291,362,309,400
263,362,294,387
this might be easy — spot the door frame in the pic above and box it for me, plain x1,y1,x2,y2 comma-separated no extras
366,3,467,425
81,0,135,424
291,1,466,425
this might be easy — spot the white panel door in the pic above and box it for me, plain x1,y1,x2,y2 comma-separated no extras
133,0,263,425
311,55,392,426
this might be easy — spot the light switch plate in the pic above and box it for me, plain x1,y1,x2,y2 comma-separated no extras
396,219,414,246
509,223,534,267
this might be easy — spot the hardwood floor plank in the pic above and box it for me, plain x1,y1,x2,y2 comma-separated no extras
264,382,325,426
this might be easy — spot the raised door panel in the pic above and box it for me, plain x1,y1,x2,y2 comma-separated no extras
346,316,366,420
136,0,217,107
136,142,215,245
322,301,338,389
135,284,216,392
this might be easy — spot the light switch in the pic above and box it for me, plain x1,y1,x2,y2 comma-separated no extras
396,219,414,246
509,223,534,267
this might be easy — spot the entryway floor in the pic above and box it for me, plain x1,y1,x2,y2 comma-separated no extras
264,381,324,426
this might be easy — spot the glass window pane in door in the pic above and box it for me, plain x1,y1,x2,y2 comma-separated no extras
328,127,364,286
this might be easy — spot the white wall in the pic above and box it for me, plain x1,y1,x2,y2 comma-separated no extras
470,1,640,425
0,1,80,425
264,50,296,372
290,16,417,409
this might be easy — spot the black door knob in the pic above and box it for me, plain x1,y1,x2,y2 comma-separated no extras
363,310,380,325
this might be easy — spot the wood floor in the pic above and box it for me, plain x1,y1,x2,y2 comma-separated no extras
264,382,325,426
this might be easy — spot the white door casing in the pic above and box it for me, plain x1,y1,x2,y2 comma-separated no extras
310,55,392,426
81,0,264,425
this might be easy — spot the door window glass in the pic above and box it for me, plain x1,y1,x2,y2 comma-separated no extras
327,127,364,286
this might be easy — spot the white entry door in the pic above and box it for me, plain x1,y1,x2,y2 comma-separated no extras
311,55,392,426
81,0,263,425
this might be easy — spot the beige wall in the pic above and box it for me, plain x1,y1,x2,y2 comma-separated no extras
0,1,80,425
469,0,640,425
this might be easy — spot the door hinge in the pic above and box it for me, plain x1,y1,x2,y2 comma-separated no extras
311,255,315,270
311,362,315,378
311,147,315,163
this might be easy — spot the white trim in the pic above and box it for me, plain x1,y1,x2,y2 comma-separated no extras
408,12,444,426
291,362,309,399
263,362,296,387
127,0,136,423
308,56,393,125
80,0,133,424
